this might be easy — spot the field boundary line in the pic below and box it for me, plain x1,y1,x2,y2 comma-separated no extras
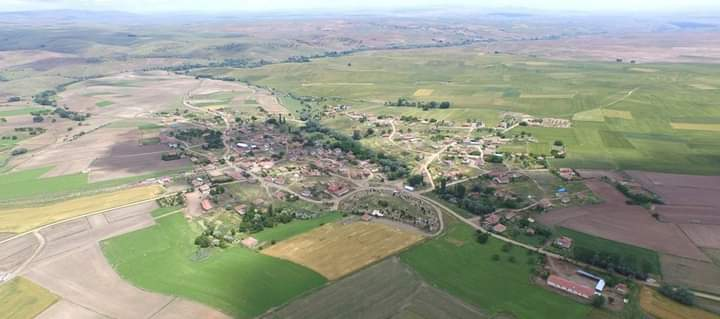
0,194,174,246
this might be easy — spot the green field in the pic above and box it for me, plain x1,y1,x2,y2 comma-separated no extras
101,213,326,319
196,48,720,174
253,212,343,243
0,277,58,319
401,218,591,319
557,227,662,275
0,166,186,202
0,107,49,117
95,100,114,107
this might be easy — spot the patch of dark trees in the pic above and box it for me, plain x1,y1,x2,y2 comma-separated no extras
571,247,652,281
614,182,664,206
385,98,450,110
658,284,695,306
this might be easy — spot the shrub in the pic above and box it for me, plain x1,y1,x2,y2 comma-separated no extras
658,284,695,306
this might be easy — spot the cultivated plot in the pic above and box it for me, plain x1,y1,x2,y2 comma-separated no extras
262,221,423,280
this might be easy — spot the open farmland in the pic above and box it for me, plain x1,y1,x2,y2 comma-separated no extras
538,179,709,261
0,166,176,202
202,48,720,174
0,277,57,319
102,213,326,319
400,218,590,319
639,287,720,319
660,254,720,295
263,257,488,319
0,185,162,233
262,221,424,280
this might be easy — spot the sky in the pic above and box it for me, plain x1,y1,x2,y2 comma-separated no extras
2,0,719,13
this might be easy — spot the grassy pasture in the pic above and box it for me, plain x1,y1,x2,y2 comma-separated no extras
202,48,720,174
262,221,423,280
253,212,343,243
557,227,662,275
102,213,325,319
0,277,58,319
0,185,163,233
0,166,173,202
401,218,590,319
0,107,49,117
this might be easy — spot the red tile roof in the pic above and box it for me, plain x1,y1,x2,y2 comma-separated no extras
547,275,594,299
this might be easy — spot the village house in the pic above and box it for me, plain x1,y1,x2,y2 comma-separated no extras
547,275,595,299
234,205,247,215
201,199,213,211
492,223,507,233
558,168,576,180
241,237,258,249
484,213,501,226
325,182,349,197
554,236,574,249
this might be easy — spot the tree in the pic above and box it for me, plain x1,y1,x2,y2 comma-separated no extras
507,256,516,263
453,184,466,198
491,254,500,261
476,231,489,244
591,295,606,308
352,130,362,140
407,174,425,187
439,101,450,109
659,284,695,306
553,140,564,146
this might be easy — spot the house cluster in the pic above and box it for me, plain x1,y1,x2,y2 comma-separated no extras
481,211,521,234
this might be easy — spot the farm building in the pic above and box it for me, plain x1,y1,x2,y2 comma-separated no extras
484,213,501,226
547,275,595,299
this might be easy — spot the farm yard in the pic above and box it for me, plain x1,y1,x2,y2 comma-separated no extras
262,257,488,319
101,213,327,319
262,220,424,280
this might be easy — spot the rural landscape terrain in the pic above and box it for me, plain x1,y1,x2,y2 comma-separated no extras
2,4,720,319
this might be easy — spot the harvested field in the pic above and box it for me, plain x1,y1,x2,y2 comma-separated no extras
538,179,709,261
0,50,73,69
627,171,720,224
413,89,434,97
679,224,720,249
27,245,175,319
262,257,488,319
262,221,423,280
639,287,720,319
88,138,191,182
660,254,720,295
0,185,163,233
35,300,106,319
0,233,38,273
572,108,634,122
255,91,289,114
602,109,633,120
18,203,229,319
671,122,720,132
0,277,58,319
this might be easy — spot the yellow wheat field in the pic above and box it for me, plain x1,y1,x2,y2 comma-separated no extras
0,185,163,233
